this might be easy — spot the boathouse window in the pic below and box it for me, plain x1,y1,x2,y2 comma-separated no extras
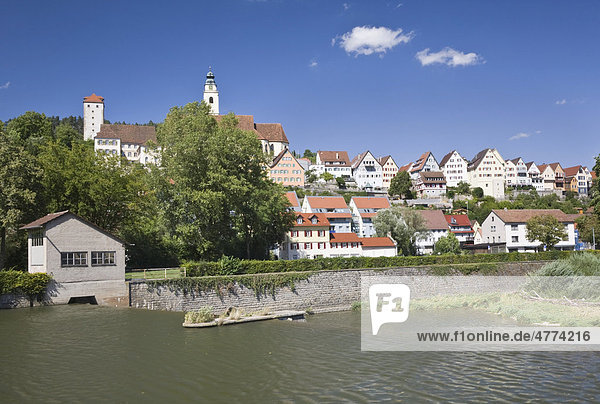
61,252,88,267
91,251,116,266
31,230,43,247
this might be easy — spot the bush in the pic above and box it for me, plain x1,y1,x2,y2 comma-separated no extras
182,250,590,277
184,306,214,323
0,270,52,300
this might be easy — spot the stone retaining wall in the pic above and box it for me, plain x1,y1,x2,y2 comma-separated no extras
129,261,546,314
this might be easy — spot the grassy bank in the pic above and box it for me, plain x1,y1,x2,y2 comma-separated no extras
411,293,600,327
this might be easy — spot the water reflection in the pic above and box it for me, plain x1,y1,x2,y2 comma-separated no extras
1,305,599,402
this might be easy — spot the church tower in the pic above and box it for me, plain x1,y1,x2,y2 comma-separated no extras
83,93,104,141
203,68,219,115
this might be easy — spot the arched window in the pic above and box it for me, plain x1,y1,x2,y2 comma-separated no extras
209,97,214,103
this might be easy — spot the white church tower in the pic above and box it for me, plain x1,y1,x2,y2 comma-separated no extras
83,93,105,141
203,68,219,115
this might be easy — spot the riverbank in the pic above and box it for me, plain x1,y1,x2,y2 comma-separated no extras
411,292,600,326
129,261,545,314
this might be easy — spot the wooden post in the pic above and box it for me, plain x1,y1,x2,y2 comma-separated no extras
165,268,167,279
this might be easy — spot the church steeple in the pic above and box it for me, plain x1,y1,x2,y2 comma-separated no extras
203,67,219,115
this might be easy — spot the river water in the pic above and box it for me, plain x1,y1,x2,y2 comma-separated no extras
1,305,599,402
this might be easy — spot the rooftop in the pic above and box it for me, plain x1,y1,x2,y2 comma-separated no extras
96,124,157,145
491,209,574,223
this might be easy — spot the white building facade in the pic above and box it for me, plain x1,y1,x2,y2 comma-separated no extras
83,93,105,141
467,148,506,199
351,151,383,190
439,150,468,188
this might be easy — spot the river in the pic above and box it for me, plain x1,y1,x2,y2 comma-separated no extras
1,305,599,402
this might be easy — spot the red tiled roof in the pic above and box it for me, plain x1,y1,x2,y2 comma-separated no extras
83,93,104,103
285,191,301,209
255,123,289,143
324,212,353,218
398,163,413,172
491,209,573,223
96,124,157,145
563,165,582,178
20,211,69,229
411,151,432,172
294,212,330,227
330,233,360,243
360,212,379,218
419,171,446,184
305,196,349,209
418,210,449,230
317,151,351,166
444,214,471,227
378,155,395,166
548,162,563,172
214,115,289,143
351,196,391,209
360,236,396,247
351,151,377,169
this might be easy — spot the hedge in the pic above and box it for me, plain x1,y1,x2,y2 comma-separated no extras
0,271,52,300
182,250,598,277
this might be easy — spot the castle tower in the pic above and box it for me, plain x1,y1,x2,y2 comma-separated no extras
83,93,105,141
203,68,219,115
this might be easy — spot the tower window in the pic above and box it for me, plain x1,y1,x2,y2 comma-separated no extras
96,105,98,108
87,105,90,107
209,97,213,104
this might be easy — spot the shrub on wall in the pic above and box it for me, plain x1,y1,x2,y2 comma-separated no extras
182,250,593,277
0,271,52,301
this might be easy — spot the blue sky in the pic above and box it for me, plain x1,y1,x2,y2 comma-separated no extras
1,0,599,167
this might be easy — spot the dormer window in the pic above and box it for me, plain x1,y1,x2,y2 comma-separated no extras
297,217,303,224
451,218,456,224
311,217,318,224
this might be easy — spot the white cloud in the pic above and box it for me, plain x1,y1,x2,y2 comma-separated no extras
343,3,350,10
309,60,318,68
555,99,567,105
334,26,414,56
509,132,531,141
0,81,10,89
535,130,542,134
416,47,483,67
396,2,403,7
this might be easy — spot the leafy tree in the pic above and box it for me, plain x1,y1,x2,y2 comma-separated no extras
456,181,470,195
302,149,316,164
320,171,334,182
156,102,294,260
336,176,346,189
526,215,567,250
576,215,599,249
54,123,83,148
472,187,484,198
5,111,53,143
373,206,428,256
434,232,461,254
0,134,43,270
388,171,412,199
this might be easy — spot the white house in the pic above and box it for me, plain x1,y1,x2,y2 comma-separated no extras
349,196,391,237
444,214,474,244
526,162,544,192
311,151,352,178
439,150,468,188
277,213,397,259
410,151,440,180
302,196,352,233
415,210,450,255
379,155,399,190
95,124,159,165
537,164,556,192
351,151,383,190
480,209,576,252
20,211,127,305
467,148,506,199
414,171,447,199
506,158,531,187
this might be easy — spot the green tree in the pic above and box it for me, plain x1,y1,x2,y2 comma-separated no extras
388,171,412,198
302,149,316,164
320,171,334,182
156,102,294,260
433,232,461,254
576,215,599,249
526,215,568,250
336,176,346,189
456,181,470,195
0,134,43,269
54,123,83,148
373,206,427,256
472,187,484,198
